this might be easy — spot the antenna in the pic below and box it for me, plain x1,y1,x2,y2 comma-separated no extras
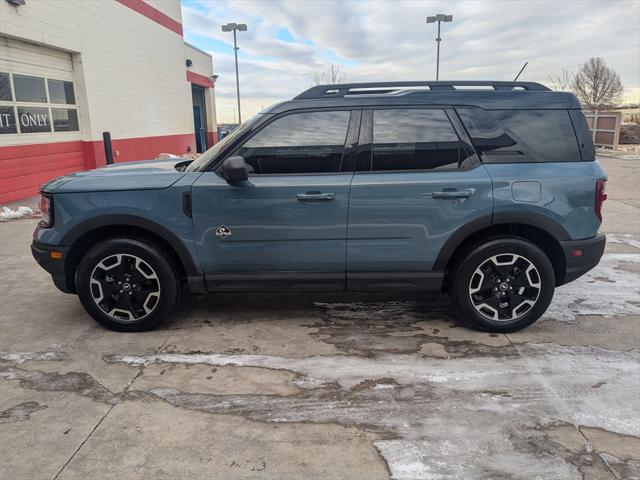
514,62,528,81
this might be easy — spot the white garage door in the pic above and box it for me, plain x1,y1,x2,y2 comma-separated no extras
0,36,80,142
0,36,74,81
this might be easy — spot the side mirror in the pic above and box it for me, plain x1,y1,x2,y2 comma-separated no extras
221,156,249,183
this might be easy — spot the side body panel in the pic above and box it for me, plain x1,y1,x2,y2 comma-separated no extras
486,161,606,240
33,173,202,277
191,172,353,290
346,165,494,286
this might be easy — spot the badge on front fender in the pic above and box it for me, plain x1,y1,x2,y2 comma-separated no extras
216,226,232,238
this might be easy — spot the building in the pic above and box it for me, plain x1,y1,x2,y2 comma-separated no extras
0,0,217,203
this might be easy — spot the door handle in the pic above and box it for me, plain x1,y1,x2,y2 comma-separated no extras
297,192,335,201
431,189,472,199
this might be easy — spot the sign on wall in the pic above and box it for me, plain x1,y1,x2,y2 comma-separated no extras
0,107,17,134
17,107,51,133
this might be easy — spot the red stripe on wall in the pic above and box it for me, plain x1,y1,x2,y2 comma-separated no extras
0,141,86,204
87,133,196,166
207,131,218,148
116,0,183,36
186,70,214,88
0,133,196,204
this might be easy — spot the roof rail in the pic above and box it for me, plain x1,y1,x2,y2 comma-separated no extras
294,81,551,99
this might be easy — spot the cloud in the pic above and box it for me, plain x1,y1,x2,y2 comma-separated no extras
182,0,640,123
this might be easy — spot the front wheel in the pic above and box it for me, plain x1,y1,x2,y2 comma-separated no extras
449,237,555,333
76,238,180,331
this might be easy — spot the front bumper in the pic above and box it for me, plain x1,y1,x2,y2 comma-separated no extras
559,233,606,285
31,240,74,293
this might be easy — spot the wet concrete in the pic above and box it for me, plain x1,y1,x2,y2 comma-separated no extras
0,401,47,423
1,155,639,479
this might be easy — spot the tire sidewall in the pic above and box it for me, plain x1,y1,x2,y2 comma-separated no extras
452,237,555,332
76,238,179,331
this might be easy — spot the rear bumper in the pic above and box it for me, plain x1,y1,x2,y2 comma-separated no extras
31,240,74,293
559,233,606,285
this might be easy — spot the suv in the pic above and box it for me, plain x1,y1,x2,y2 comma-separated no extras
32,81,607,333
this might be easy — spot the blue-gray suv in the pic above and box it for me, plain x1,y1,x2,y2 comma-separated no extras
32,81,607,332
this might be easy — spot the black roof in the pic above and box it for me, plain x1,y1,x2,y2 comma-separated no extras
265,81,582,113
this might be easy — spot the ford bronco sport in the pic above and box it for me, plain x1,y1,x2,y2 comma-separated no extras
32,81,607,332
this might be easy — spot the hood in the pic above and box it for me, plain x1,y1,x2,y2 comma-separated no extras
42,159,192,194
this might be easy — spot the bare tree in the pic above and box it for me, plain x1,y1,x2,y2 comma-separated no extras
572,57,624,110
548,68,574,92
311,64,348,85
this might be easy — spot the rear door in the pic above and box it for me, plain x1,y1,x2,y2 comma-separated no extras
191,109,360,291
346,106,493,290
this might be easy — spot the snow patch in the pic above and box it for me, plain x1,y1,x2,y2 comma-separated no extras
607,233,640,250
543,253,640,321
0,206,34,221
110,344,639,479
0,351,68,365
106,344,640,437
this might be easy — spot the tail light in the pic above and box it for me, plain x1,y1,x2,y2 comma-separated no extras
39,193,53,227
595,179,607,222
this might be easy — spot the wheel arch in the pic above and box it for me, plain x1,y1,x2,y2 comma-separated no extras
62,215,201,293
435,214,569,287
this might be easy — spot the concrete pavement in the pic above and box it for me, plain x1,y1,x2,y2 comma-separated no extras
1,155,638,479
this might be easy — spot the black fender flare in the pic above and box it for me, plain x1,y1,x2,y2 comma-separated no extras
433,212,571,271
60,214,201,277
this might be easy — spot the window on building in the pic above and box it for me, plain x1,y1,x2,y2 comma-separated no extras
0,73,79,135
48,79,76,105
0,73,12,101
371,109,465,171
17,107,51,133
0,107,17,134
14,75,48,103
235,111,351,174
51,108,79,132
456,107,581,162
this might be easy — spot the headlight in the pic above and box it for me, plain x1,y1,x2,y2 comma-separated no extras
39,193,53,227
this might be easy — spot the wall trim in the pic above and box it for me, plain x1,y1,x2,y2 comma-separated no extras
186,70,214,88
115,0,183,36
0,133,196,203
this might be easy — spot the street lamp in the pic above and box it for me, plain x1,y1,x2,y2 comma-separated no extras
426,14,453,81
221,22,247,124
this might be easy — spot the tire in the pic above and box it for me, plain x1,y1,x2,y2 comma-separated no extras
76,238,180,331
448,237,555,333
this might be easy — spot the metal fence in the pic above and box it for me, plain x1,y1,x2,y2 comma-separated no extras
584,111,622,149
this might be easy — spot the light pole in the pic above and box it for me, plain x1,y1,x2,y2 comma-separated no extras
426,14,453,80
221,22,247,124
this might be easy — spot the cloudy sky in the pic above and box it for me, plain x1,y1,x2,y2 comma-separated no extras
181,0,640,124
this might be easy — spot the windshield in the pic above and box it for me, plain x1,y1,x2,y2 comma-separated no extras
186,114,264,172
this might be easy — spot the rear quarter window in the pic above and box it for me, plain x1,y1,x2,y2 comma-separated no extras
457,107,581,163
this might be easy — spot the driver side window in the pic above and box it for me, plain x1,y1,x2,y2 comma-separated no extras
235,110,351,174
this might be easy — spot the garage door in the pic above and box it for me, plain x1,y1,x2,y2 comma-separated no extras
1,36,74,81
0,36,85,203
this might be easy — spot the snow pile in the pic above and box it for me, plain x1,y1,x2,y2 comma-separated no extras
0,206,35,221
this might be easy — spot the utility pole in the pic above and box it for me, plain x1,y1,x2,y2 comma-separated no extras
426,14,453,81
222,23,247,123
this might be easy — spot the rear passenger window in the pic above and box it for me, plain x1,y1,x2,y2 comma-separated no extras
236,111,350,174
457,107,581,162
372,109,467,171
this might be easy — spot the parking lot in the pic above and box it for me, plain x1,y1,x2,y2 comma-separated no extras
1,154,639,480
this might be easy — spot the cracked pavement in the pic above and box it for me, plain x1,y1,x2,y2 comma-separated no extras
1,155,639,479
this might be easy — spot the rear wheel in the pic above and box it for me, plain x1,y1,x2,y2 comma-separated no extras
449,237,555,332
76,238,180,331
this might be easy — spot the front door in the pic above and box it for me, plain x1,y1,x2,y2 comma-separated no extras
191,109,359,291
346,107,493,290
191,85,207,153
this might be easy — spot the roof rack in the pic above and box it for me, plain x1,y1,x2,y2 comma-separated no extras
294,81,551,99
